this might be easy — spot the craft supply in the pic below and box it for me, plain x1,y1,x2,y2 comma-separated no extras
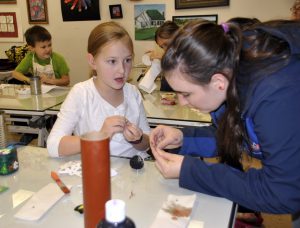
80,131,111,228
14,183,65,221
142,54,152,66
150,194,196,228
0,145,18,175
138,59,161,93
57,160,117,177
51,171,70,194
97,199,135,228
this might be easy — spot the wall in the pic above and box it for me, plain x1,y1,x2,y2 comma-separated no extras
0,0,294,85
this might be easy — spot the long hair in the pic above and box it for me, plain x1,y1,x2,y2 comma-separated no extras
219,20,292,167
87,21,133,76
162,19,293,168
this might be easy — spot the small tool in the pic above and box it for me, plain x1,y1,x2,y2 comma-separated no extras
51,171,70,194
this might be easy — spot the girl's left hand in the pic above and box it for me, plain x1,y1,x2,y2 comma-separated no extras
151,144,184,179
123,121,143,142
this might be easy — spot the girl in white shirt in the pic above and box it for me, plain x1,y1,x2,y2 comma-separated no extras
47,22,150,158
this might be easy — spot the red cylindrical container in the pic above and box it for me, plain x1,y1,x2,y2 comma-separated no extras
80,131,111,228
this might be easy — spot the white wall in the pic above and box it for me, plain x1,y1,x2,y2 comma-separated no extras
0,0,294,85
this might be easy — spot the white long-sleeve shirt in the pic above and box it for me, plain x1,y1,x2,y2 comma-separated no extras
47,78,150,157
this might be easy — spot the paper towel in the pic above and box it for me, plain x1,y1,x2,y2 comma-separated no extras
138,59,161,94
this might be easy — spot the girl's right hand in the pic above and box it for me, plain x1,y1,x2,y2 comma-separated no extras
100,116,126,138
144,50,163,60
149,125,183,150
151,146,184,179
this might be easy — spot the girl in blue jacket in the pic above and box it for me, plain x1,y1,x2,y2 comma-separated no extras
150,19,300,216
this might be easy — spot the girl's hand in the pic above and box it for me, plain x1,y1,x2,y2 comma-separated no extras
150,125,183,150
123,121,143,142
151,145,183,179
40,73,54,85
100,116,126,138
145,50,163,60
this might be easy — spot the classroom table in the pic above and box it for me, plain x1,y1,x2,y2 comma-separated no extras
0,84,69,146
129,66,211,127
45,91,211,128
0,146,236,228
0,84,69,113
143,91,211,127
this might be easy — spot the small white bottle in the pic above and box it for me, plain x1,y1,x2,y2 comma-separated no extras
97,199,135,228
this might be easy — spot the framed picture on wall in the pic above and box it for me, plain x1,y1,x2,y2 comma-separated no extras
172,14,218,26
26,0,48,24
0,0,17,3
175,0,229,9
0,8,23,42
109,4,123,19
61,0,100,21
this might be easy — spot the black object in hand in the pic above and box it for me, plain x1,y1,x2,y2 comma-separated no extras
129,155,144,169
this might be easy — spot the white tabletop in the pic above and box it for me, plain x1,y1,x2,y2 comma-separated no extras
45,91,211,127
0,84,69,114
143,91,211,127
129,67,211,127
0,146,235,228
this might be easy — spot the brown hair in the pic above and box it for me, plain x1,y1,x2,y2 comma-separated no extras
155,21,179,43
87,21,133,76
25,25,51,47
162,19,292,169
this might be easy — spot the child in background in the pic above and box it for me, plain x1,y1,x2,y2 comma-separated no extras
12,25,70,86
47,22,150,158
145,21,179,92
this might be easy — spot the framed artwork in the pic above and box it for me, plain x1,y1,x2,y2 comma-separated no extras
172,14,218,26
134,4,166,40
0,9,23,42
0,0,17,3
61,0,100,21
26,0,48,24
109,4,123,19
175,0,229,9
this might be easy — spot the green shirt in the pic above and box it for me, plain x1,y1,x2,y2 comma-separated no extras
15,52,70,79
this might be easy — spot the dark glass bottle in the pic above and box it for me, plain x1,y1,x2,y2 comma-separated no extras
97,199,135,228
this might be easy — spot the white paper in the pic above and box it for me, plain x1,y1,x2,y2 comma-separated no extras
14,183,65,221
142,54,152,66
58,160,117,177
41,85,68,94
12,189,34,209
188,220,204,228
138,59,161,94
150,194,196,228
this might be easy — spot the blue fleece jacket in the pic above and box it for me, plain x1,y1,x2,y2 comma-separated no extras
178,22,300,214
